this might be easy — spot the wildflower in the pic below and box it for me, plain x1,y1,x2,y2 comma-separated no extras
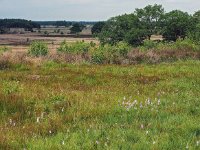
153,141,156,144
9,119,12,125
13,122,16,126
61,107,64,112
41,112,45,118
146,131,149,135
36,117,40,123
123,96,126,100
158,99,161,105
96,141,99,145
137,91,140,95
186,143,189,149
87,129,90,132
62,140,65,145
141,124,144,129
49,130,52,134
140,103,143,108
197,141,199,146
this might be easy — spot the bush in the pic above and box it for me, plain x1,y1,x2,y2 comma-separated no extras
0,59,11,70
28,41,49,57
172,38,200,51
57,41,91,54
0,46,10,54
91,42,131,64
139,40,158,51
91,48,106,64
2,81,21,95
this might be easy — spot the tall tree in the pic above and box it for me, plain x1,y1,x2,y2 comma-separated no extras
135,4,165,39
187,10,200,42
162,10,191,41
70,23,84,34
98,14,145,45
91,22,105,35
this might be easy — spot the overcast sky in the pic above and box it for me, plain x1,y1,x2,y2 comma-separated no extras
0,0,199,21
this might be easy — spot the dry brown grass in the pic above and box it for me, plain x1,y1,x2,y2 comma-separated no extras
0,46,200,69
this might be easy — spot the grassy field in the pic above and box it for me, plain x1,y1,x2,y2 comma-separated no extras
0,60,200,149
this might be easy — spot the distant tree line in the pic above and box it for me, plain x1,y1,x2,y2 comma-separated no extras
0,19,40,33
35,21,72,27
35,21,97,27
92,4,200,45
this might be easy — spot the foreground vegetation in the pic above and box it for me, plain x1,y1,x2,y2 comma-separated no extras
0,59,200,149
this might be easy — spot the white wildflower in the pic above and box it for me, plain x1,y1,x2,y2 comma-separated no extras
36,117,40,123
158,99,161,105
186,143,189,149
9,119,12,125
153,141,156,144
62,140,65,145
197,141,199,146
141,124,144,129
146,131,149,135
140,103,143,108
61,107,64,112
41,112,44,119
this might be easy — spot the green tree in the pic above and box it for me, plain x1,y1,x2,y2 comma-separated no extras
70,23,84,34
98,14,145,45
193,10,200,22
162,10,191,41
91,22,105,35
187,10,200,42
135,4,165,39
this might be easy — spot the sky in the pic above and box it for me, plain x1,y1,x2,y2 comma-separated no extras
0,0,200,21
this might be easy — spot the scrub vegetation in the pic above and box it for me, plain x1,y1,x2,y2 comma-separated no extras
0,4,200,150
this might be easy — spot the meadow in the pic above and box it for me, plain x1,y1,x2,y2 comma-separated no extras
0,59,200,149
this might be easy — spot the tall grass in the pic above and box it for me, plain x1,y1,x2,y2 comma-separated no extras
0,60,199,149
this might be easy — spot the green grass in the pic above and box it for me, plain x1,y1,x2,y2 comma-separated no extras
0,60,200,149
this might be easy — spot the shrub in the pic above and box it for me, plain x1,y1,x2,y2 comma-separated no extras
139,40,158,51
2,81,21,95
172,38,200,51
0,46,10,54
0,59,11,70
57,41,91,54
91,42,131,64
91,48,106,64
115,41,131,56
28,41,49,57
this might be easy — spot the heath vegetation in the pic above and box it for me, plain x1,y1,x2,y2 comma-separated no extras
0,4,200,150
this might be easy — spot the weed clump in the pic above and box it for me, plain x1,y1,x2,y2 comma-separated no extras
28,41,49,57
91,41,131,64
0,46,10,54
2,81,22,95
57,40,91,54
